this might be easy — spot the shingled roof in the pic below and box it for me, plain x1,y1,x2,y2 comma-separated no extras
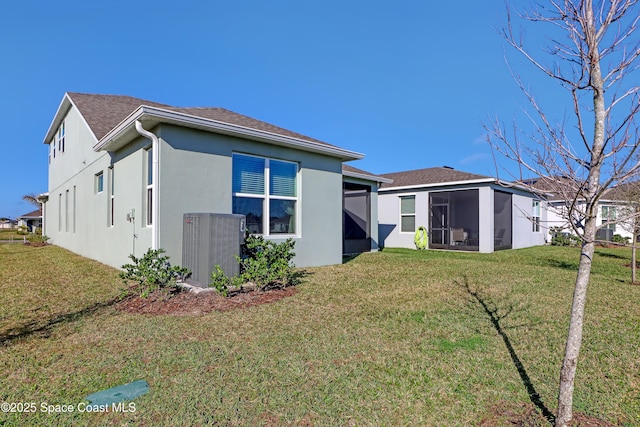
380,167,494,189
65,92,334,147
525,176,640,202
18,208,43,219
342,163,393,184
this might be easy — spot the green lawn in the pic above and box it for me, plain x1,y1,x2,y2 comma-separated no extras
1,244,638,426
0,229,28,241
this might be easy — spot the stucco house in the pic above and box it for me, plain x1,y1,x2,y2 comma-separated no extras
0,218,17,229
42,92,380,270
525,176,639,242
377,167,546,252
17,209,43,232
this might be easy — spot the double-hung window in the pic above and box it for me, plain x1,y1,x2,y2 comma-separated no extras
57,121,65,153
232,153,298,235
400,195,416,233
532,200,541,232
601,205,616,231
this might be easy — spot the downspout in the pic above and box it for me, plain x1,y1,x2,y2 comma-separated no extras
135,120,159,250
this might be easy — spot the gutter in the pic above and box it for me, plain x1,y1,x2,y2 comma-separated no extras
379,178,497,192
135,120,159,250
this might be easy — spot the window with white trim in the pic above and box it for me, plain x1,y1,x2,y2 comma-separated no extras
532,200,541,232
57,120,65,153
232,153,298,235
146,148,153,226
400,195,416,233
601,205,616,231
95,171,104,194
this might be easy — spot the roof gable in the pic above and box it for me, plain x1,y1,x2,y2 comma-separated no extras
67,93,171,141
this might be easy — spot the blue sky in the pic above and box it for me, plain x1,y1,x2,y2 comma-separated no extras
0,1,556,219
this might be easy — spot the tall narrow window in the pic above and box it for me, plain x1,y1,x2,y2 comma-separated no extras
58,193,62,232
232,153,298,235
73,186,76,233
57,121,65,153
400,195,416,233
108,166,115,227
268,159,297,234
146,148,153,226
532,200,541,232
95,171,104,194
65,190,69,232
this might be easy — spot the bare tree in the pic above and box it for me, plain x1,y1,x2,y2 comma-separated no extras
486,1,640,425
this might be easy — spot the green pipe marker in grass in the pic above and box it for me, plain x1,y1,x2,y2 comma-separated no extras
85,380,149,406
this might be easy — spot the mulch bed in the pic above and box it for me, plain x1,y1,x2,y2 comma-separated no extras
117,287,297,316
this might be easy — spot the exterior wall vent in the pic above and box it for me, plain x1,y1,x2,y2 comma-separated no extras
182,213,246,286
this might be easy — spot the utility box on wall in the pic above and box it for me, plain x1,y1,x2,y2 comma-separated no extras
182,213,246,286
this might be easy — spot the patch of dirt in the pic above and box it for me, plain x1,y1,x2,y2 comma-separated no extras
117,287,297,316
479,401,622,426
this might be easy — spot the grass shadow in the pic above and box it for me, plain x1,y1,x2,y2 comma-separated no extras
458,277,556,425
0,297,121,347
342,253,362,264
594,250,628,260
543,258,578,271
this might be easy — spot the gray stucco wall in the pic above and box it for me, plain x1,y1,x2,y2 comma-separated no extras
512,192,547,248
45,107,153,268
155,125,344,268
378,190,427,249
46,113,345,270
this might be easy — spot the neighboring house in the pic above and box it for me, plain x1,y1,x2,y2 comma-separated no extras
42,92,370,269
17,209,43,232
377,166,546,253
525,177,638,242
0,218,17,229
342,164,393,255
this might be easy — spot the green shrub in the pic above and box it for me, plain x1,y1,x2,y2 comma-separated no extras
16,225,29,235
120,248,191,298
612,234,630,245
550,227,581,246
210,234,300,295
209,265,244,297
27,233,49,245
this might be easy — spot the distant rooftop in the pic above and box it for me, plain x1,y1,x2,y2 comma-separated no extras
380,166,493,189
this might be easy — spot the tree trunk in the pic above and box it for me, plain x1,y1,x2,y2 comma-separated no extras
556,220,596,426
632,230,637,284
557,4,604,424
